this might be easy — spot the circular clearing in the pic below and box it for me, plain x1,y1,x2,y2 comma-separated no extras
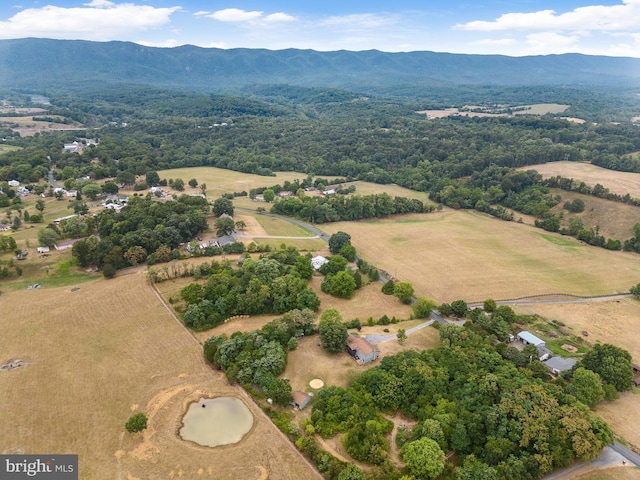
309,379,324,389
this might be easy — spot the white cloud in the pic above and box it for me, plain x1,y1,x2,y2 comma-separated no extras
264,13,295,23
208,8,263,22
322,13,396,29
523,32,580,54
455,1,640,31
193,11,210,17
84,0,114,7
0,2,180,41
472,38,517,47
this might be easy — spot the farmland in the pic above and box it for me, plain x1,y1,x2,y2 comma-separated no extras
0,271,319,480
524,161,640,199
321,209,640,302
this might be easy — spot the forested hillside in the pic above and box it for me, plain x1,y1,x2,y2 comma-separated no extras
1,38,640,94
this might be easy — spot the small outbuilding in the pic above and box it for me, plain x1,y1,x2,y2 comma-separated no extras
517,331,545,347
37,246,50,253
346,335,379,366
544,357,577,375
311,255,329,270
291,391,312,410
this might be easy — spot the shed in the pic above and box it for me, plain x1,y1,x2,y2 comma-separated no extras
311,255,329,270
37,246,50,253
346,335,379,365
544,357,577,375
537,345,552,361
8,180,20,187
291,391,312,410
517,331,545,347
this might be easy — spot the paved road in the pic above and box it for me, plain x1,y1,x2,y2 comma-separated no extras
543,442,640,479
47,156,62,189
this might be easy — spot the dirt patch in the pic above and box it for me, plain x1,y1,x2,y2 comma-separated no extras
0,358,29,371
561,344,578,353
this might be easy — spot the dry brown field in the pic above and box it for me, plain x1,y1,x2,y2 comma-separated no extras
547,189,640,241
282,324,440,394
524,161,640,199
596,390,640,454
416,103,569,119
321,210,640,303
574,467,640,480
516,298,640,366
310,276,412,322
0,115,85,136
156,167,321,199
0,271,319,480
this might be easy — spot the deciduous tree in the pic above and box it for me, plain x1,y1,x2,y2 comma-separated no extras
329,231,351,254
125,413,148,433
319,308,347,353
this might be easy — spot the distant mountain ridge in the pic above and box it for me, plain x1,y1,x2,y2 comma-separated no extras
1,38,639,93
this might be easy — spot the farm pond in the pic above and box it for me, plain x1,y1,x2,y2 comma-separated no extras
179,397,254,447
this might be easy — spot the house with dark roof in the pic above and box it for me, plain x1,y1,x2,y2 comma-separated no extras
209,235,236,247
544,357,577,375
346,335,379,365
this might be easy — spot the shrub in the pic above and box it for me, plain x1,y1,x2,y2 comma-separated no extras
125,413,148,433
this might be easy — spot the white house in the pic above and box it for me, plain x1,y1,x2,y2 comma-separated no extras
311,255,329,270
37,246,50,253
8,180,19,187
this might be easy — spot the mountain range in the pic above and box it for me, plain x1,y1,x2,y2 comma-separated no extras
1,38,639,94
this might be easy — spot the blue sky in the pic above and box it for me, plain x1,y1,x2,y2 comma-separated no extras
1,1,639,57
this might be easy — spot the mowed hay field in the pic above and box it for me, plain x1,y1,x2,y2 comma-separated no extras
322,210,640,303
156,167,313,199
524,161,640,199
0,271,319,480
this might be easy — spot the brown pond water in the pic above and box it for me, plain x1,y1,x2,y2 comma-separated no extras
179,397,254,447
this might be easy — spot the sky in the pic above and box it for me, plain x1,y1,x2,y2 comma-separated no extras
0,1,639,57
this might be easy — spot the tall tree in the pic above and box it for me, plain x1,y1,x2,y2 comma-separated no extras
319,308,347,354
401,437,445,480
212,197,234,217
329,231,351,254
579,343,634,392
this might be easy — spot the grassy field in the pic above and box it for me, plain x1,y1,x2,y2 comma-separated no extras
0,271,320,480
0,144,20,153
321,210,640,303
156,167,315,199
547,188,640,241
524,161,640,199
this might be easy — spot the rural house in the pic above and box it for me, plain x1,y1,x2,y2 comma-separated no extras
209,235,236,248
346,335,379,365
291,391,312,410
544,357,577,375
0,224,11,232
